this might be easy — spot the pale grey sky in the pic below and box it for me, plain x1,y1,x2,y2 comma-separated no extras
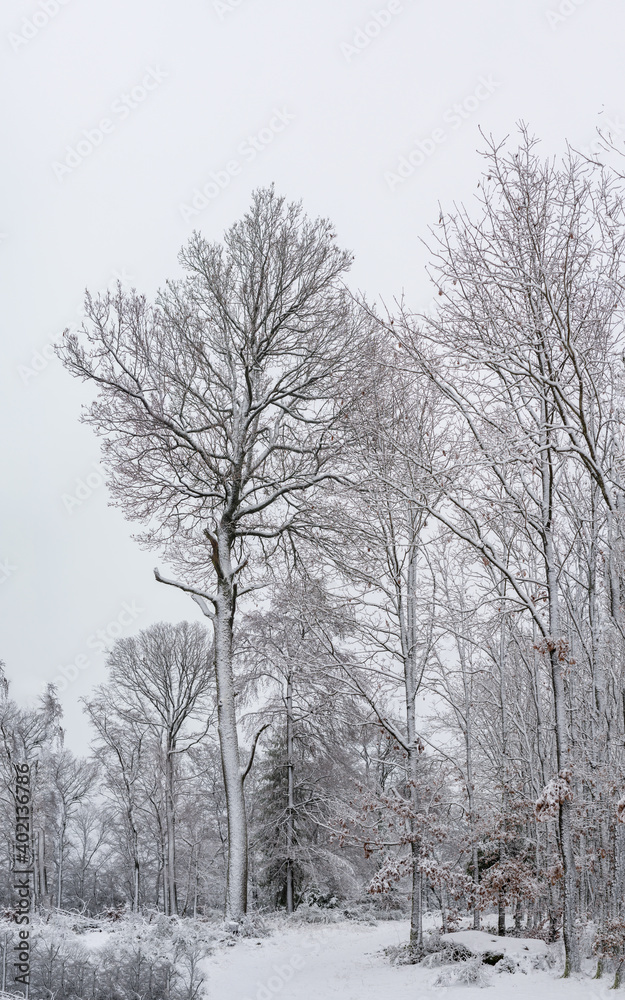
0,0,620,749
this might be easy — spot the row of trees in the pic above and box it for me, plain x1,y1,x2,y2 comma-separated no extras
0,624,370,919
4,132,625,976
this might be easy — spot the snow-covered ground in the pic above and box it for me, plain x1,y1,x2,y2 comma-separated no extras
204,921,616,1000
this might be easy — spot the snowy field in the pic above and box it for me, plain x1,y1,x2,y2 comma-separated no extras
203,921,616,1000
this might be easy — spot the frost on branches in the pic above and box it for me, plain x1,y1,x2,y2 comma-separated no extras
478,859,539,908
593,918,625,988
534,771,573,822
368,855,414,894
368,855,482,908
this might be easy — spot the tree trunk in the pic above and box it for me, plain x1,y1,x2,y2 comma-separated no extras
285,672,295,915
409,838,423,949
214,535,248,920
464,718,480,930
153,807,167,912
406,739,423,949
56,818,66,910
404,545,424,951
541,403,579,975
132,847,140,913
38,829,49,908
498,602,508,938
441,886,448,934
472,844,480,930
498,894,506,937
1,932,7,993
165,738,178,915
546,581,578,970
548,612,577,963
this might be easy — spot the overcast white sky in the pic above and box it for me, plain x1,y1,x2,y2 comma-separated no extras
0,0,620,751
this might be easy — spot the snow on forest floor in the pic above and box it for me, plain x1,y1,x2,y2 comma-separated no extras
204,920,617,1000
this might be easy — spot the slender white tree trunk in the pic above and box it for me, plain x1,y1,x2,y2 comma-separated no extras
56,817,66,910
541,408,579,975
498,603,508,938
165,738,178,916
127,806,140,913
214,528,248,920
404,546,423,950
286,671,295,915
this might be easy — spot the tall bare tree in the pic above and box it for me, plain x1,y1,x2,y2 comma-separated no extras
45,750,99,909
58,188,362,918
311,341,442,950
89,621,213,915
84,696,148,911
392,129,625,973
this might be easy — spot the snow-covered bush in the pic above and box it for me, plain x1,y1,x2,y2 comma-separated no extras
11,913,216,1000
592,917,625,960
291,903,339,924
390,934,475,969
434,956,491,987
592,918,625,986
228,913,270,938
495,954,519,974
31,920,93,1000
299,886,339,909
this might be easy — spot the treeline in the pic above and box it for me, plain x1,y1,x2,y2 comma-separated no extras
5,129,625,975
0,624,372,920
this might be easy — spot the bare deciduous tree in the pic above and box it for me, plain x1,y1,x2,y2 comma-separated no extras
45,751,99,909
393,128,625,973
89,621,213,915
58,187,362,918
